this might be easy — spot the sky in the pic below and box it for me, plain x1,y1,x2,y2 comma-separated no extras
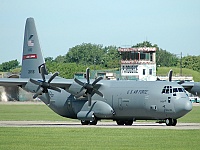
0,0,200,64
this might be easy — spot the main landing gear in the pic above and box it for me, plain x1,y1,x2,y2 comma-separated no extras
116,120,133,126
81,118,98,125
165,118,177,126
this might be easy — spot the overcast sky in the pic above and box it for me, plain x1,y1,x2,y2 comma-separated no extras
0,0,199,64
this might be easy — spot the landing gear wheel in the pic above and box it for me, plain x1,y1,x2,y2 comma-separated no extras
89,119,98,125
81,120,89,125
116,120,125,125
124,120,133,126
172,119,177,126
166,118,172,126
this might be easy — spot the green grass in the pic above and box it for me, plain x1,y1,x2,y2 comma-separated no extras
0,104,69,121
0,128,200,150
0,104,199,123
157,67,200,82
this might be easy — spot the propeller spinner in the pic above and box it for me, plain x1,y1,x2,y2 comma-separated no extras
74,68,103,107
30,65,61,104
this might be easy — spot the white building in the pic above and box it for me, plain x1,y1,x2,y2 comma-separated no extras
118,47,157,81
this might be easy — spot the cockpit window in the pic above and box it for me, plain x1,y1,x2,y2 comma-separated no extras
173,88,178,93
172,88,185,93
161,86,172,94
178,88,184,92
161,86,185,94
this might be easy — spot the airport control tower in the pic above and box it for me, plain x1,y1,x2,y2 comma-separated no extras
118,47,157,81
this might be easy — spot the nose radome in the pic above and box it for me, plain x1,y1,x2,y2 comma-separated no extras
185,100,192,111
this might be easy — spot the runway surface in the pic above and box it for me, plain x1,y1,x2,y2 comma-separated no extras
0,121,200,129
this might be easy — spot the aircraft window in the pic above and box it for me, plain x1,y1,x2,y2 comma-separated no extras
173,88,178,93
178,88,184,92
161,86,172,94
173,88,185,93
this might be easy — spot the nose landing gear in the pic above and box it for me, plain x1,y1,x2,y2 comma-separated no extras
166,118,177,126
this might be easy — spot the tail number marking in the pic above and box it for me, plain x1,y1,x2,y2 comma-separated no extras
28,70,35,74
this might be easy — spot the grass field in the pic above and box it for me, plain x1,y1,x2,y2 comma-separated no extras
0,127,200,150
0,104,200,150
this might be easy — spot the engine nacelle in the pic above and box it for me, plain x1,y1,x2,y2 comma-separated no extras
189,82,200,97
77,101,114,121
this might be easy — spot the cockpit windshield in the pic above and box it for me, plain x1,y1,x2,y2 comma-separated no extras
162,86,185,94
162,86,172,94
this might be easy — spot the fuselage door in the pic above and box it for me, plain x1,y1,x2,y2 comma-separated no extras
118,98,123,110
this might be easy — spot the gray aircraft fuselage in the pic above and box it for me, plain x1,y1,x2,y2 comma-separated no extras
25,79,192,123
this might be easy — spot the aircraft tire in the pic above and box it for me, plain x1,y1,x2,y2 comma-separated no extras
166,118,172,126
172,119,177,126
124,120,133,126
81,120,89,125
89,119,98,125
116,120,125,125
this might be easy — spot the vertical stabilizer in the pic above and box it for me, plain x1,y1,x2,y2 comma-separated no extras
20,17,47,78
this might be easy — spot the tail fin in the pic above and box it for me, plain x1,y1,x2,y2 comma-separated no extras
20,17,47,78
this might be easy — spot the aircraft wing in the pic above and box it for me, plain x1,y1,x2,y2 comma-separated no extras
0,77,82,95
48,78,75,90
0,78,74,88
181,82,194,89
0,78,28,87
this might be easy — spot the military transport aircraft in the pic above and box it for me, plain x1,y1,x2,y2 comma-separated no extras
0,18,194,126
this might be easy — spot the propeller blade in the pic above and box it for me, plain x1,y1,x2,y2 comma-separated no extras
45,93,51,105
48,72,59,83
74,78,85,86
33,87,43,99
94,89,103,97
30,67,61,104
87,93,92,107
30,78,40,86
40,65,46,81
92,76,103,86
86,68,90,84
74,67,103,107
35,85,41,93
49,86,61,93
168,69,173,82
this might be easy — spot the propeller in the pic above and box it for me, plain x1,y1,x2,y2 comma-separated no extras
74,68,103,107
168,69,185,84
168,69,173,82
30,65,61,104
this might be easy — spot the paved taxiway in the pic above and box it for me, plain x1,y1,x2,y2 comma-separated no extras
0,121,199,129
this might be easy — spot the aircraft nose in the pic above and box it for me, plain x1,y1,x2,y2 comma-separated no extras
184,100,192,112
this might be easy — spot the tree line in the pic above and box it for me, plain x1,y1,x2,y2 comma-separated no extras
1,41,200,78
